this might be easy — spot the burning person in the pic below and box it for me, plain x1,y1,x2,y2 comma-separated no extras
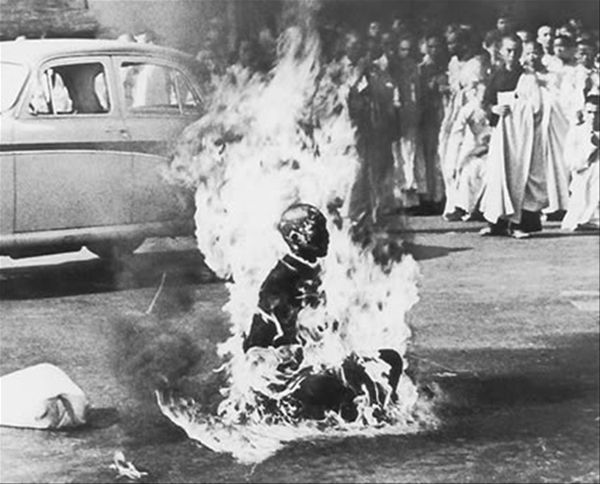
243,203,329,352
161,23,433,463
242,203,404,422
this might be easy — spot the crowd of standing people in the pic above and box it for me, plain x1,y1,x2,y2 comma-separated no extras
126,9,600,239
206,11,599,238
323,14,599,238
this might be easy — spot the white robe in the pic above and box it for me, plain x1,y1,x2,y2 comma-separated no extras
562,66,595,171
539,72,571,213
438,55,488,214
444,102,490,214
481,73,549,224
562,124,600,230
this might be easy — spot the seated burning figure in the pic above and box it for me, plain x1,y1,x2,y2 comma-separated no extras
242,203,404,422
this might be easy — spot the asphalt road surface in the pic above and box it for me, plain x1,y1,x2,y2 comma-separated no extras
0,216,598,483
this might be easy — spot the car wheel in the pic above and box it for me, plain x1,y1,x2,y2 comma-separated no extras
87,238,144,261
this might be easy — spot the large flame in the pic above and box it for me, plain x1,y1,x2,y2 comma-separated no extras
163,18,437,464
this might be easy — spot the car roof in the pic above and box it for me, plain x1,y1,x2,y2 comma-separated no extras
0,39,195,66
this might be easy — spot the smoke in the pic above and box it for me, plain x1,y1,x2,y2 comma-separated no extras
110,311,203,399
108,274,226,407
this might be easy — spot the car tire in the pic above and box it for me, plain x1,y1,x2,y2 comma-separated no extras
87,238,144,261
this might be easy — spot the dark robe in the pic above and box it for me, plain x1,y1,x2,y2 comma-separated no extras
419,60,448,203
243,252,404,421
483,64,524,127
347,58,398,238
243,253,323,352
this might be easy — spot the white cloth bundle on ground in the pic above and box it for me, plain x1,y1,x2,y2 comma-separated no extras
0,363,89,429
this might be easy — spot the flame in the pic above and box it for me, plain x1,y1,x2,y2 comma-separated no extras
165,20,437,463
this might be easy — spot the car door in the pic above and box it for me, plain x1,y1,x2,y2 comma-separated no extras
0,61,25,239
115,55,202,224
10,55,132,233
0,111,15,239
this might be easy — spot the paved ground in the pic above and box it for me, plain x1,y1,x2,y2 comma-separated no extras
0,216,598,483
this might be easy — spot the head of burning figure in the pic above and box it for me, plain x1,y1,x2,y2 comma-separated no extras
278,203,329,262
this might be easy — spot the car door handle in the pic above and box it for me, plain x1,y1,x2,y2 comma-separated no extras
105,127,131,140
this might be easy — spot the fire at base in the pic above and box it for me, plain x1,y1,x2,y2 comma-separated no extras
160,16,438,464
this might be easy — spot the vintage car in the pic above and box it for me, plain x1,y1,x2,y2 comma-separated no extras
0,39,203,259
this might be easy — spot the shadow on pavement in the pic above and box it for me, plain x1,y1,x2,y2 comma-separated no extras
399,226,485,235
404,243,472,261
402,333,600,452
0,250,218,300
531,230,600,239
84,407,121,430
0,240,472,299
414,332,599,414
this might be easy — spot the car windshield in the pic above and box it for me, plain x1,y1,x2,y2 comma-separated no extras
1,62,28,113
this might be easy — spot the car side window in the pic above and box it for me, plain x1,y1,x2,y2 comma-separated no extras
29,62,110,116
120,61,200,115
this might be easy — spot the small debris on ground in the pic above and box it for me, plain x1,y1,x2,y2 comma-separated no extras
109,451,148,481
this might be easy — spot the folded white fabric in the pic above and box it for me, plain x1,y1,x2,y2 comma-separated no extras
0,363,89,429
